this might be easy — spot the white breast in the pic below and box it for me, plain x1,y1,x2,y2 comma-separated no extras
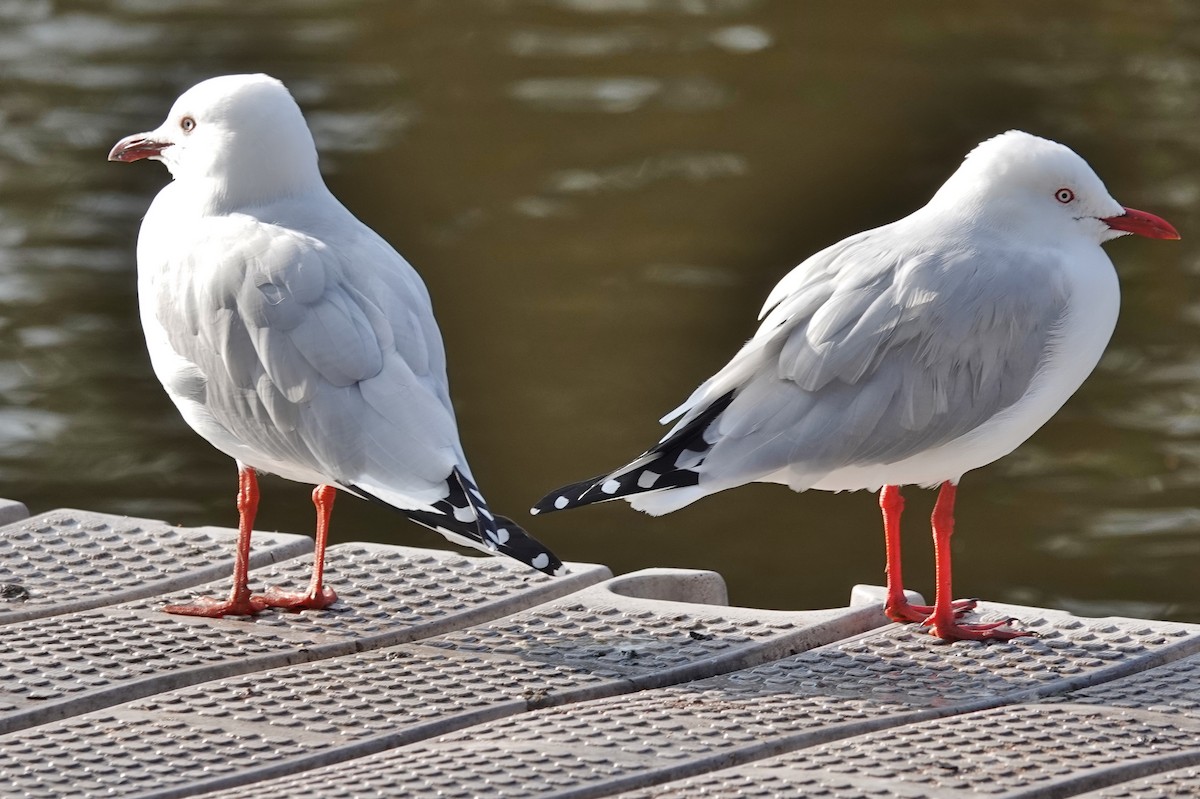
136,187,333,486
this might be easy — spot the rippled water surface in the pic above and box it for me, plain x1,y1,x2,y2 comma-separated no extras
3,0,1199,620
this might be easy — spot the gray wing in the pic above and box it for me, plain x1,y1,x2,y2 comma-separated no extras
154,206,461,509
669,232,1070,487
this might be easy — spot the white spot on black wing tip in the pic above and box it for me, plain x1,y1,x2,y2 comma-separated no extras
601,479,620,495
531,553,550,570
554,496,569,510
636,470,660,489
530,507,541,516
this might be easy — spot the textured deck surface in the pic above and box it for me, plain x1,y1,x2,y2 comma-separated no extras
1,501,1198,798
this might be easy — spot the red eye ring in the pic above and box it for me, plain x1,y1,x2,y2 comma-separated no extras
1055,188,1075,204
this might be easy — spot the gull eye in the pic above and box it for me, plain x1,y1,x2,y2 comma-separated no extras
1055,188,1075,204
180,116,196,133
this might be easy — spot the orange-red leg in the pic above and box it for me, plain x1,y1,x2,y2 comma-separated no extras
256,484,338,611
164,465,270,617
925,481,1031,641
880,484,975,624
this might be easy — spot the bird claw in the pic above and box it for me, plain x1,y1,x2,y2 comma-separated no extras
163,593,270,618
926,617,1036,642
254,585,338,611
888,595,1035,641
886,597,977,624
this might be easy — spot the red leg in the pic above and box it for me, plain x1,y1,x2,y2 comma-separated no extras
256,484,338,611
164,465,270,617
880,485,975,624
925,481,1031,641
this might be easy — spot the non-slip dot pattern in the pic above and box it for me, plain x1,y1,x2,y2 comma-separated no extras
201,705,1200,799
0,609,300,716
0,529,609,739
1082,766,1200,798
703,616,1191,712
0,647,612,799
616,705,1200,798
0,580,827,799
1052,651,1200,717
5,509,1200,799
1,712,311,799
126,647,596,730
429,603,801,676
125,543,569,641
195,614,1200,799
0,511,308,623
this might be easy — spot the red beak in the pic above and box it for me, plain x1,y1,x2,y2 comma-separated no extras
108,133,168,163
1101,206,1181,240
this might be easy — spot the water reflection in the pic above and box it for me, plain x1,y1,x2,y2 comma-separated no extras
506,23,771,57
0,0,1197,625
547,0,762,14
547,152,746,193
510,76,730,112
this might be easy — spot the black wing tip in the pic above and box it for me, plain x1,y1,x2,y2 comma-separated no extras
532,390,737,516
531,474,610,515
355,475,568,577
530,490,577,516
532,450,708,514
493,514,567,576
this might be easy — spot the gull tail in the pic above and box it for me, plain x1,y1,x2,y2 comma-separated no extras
357,468,566,576
532,391,735,516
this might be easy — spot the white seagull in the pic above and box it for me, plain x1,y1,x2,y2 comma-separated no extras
534,131,1178,641
109,74,564,618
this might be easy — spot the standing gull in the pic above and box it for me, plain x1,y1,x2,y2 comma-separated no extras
534,131,1178,641
109,74,564,617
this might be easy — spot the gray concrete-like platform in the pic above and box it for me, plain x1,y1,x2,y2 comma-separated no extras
1,504,1198,798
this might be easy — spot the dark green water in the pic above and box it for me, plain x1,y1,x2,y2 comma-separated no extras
2,0,1198,620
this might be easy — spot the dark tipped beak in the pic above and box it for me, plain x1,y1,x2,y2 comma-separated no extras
1101,206,1181,240
108,133,168,163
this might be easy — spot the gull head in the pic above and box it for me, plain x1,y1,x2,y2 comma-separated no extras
108,73,322,206
929,130,1178,245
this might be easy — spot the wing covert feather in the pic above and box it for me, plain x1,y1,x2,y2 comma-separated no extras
671,235,1070,488
149,208,463,504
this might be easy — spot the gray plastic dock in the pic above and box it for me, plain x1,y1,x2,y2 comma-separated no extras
2,500,1199,798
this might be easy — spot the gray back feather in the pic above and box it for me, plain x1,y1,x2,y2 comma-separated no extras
668,229,1069,487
